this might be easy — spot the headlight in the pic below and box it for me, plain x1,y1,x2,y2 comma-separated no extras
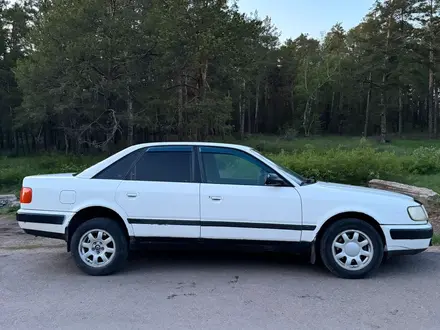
407,205,428,221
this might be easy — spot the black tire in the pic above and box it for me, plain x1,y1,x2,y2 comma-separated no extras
71,217,128,276
319,219,384,279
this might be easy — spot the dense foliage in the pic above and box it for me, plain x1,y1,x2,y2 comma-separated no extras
2,0,440,154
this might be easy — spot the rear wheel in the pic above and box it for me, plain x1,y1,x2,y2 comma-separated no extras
71,217,128,276
319,219,384,279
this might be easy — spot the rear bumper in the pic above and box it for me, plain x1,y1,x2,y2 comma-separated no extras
22,229,65,240
382,223,433,253
16,210,71,241
16,213,65,225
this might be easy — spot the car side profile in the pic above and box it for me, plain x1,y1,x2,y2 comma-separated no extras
17,142,433,278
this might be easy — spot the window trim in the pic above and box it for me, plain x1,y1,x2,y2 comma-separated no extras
126,145,197,183
196,146,292,187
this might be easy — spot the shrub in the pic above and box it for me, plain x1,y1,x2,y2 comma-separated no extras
1,143,440,194
402,146,440,175
0,154,100,193
267,147,402,185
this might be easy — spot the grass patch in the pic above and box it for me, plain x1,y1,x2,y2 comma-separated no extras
0,206,19,215
400,174,440,194
0,153,101,194
432,234,440,246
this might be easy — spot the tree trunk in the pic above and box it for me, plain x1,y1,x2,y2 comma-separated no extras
32,134,36,152
127,81,134,146
303,98,311,137
338,92,343,116
329,91,335,131
0,127,3,150
43,125,48,151
435,83,439,137
380,10,393,143
64,131,69,155
380,74,387,143
428,0,435,138
239,79,246,138
265,80,272,132
429,54,434,137
364,72,372,138
24,131,30,154
254,78,260,133
177,74,184,140
247,80,251,134
247,104,251,134
14,130,19,155
290,81,295,127
200,60,209,100
398,87,403,137
18,130,25,154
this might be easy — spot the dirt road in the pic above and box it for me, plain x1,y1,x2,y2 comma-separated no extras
1,216,440,330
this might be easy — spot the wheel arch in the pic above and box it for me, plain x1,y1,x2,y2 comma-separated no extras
66,206,131,252
315,211,386,248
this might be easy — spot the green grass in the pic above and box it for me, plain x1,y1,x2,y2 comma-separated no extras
401,174,440,194
0,153,102,194
432,234,440,246
0,206,19,215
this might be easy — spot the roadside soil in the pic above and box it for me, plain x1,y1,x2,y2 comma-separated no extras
425,206,440,234
0,215,65,251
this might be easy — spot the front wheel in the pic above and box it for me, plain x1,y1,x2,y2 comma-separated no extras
71,218,128,276
319,219,384,279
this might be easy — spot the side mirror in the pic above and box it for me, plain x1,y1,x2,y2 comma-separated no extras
265,173,285,186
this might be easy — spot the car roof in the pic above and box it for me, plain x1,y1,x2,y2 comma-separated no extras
76,141,253,179
131,141,252,151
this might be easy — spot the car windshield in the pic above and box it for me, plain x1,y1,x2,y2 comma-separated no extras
249,148,307,185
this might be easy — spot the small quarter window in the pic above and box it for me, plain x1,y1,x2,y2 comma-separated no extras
94,149,143,180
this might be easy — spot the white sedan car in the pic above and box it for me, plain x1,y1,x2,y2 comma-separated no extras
16,142,433,278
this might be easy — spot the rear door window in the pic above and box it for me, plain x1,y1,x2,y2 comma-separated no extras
130,146,194,183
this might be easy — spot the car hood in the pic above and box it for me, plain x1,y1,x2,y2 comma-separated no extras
309,181,414,202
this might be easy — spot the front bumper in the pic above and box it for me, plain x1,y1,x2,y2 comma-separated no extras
382,222,433,254
389,227,433,240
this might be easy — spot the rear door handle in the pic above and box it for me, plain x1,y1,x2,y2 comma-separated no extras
209,196,222,201
126,192,138,198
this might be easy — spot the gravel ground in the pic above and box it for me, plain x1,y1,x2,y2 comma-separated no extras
0,215,64,250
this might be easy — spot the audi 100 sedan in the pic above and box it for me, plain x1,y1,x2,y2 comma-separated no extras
16,142,433,278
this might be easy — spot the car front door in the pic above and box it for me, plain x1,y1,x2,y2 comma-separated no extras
198,146,303,242
115,146,200,238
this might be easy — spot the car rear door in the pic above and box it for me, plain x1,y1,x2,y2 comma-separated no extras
115,146,201,238
198,146,302,242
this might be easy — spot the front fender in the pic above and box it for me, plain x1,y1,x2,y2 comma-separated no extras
301,205,383,242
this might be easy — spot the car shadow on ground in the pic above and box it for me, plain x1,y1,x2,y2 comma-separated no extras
32,247,438,279
117,248,438,279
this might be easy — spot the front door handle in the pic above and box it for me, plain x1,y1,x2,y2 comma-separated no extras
126,192,138,198
209,196,222,201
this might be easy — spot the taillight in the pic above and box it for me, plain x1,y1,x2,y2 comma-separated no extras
20,187,32,204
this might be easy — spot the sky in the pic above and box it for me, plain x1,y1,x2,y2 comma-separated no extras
237,0,375,42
